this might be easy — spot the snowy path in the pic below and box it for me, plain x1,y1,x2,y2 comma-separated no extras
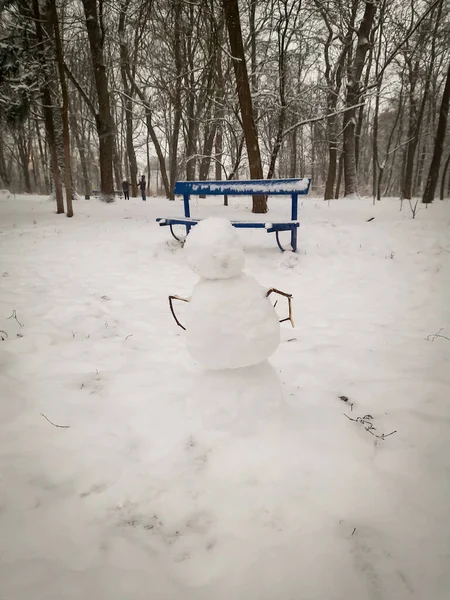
1,193,450,599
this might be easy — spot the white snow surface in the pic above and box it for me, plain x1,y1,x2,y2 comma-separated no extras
1,193,450,599
184,217,245,279
186,274,280,369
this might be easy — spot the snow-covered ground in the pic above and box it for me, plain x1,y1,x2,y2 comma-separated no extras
1,191,449,600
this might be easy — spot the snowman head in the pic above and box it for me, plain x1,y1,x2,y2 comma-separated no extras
185,218,245,280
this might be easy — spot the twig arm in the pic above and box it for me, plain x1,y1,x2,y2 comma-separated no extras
169,295,189,330
266,288,295,328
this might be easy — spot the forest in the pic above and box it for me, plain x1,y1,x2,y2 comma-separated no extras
0,0,449,215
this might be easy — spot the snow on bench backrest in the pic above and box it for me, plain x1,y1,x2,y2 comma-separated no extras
174,178,311,196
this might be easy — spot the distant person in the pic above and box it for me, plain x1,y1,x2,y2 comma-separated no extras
122,179,130,200
139,175,146,201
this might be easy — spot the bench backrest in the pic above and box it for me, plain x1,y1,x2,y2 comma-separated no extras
174,178,311,196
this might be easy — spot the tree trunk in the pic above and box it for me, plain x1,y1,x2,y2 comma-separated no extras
372,82,381,200
223,0,266,213
146,110,171,198
0,129,9,187
185,96,197,181
249,0,258,122
316,0,358,199
198,121,218,181
267,9,291,180
50,0,73,217
355,28,375,172
81,0,114,201
290,127,297,178
119,0,139,198
31,0,64,213
35,119,50,193
423,60,450,204
17,128,32,193
125,96,137,196
146,128,151,194
335,150,344,198
403,0,443,201
343,1,377,196
440,153,450,200
325,107,338,200
184,5,198,182
169,0,183,199
69,98,90,196
112,132,122,190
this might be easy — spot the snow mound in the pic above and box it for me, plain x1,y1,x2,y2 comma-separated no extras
184,361,284,433
186,274,280,369
184,218,245,280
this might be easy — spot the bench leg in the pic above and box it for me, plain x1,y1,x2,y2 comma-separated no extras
291,227,297,252
275,229,297,252
169,223,187,243
275,231,285,252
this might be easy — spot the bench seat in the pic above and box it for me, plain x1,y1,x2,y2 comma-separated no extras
156,217,300,251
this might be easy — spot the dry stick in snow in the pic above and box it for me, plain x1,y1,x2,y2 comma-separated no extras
0,330,8,340
40,413,70,429
344,413,397,440
7,310,23,327
426,328,450,342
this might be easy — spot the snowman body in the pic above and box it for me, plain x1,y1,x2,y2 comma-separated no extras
187,273,280,370
183,218,281,370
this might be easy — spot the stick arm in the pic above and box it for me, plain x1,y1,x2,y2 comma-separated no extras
168,295,190,330
266,288,295,328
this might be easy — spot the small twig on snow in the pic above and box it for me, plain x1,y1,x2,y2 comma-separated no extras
40,413,70,428
344,413,397,440
125,334,133,341
0,330,8,341
426,328,450,342
339,395,354,411
7,310,23,327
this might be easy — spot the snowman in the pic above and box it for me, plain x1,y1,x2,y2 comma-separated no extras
169,218,293,429
161,219,297,586
169,217,293,369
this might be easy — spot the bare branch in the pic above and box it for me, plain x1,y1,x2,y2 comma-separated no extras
7,310,23,327
40,413,70,428
426,328,450,342
282,103,365,139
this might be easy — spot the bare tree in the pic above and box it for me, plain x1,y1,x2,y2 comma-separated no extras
31,0,64,213
49,0,73,217
343,1,377,197
423,59,450,203
81,0,114,201
223,0,266,213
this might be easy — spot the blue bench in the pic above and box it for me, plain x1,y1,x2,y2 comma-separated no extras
156,178,311,252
